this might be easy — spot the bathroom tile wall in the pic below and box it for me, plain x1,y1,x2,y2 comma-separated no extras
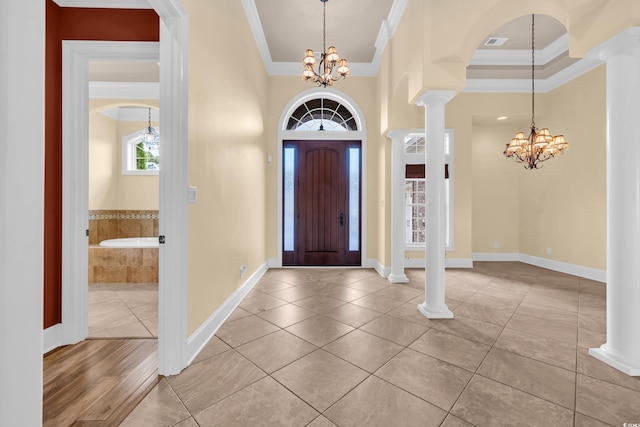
88,210,159,245
88,247,158,284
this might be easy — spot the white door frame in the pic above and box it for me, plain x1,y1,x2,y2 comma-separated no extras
61,0,189,375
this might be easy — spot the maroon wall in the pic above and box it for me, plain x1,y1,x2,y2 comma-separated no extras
44,1,159,328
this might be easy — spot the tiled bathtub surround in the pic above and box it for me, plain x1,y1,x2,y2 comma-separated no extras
88,247,158,283
88,210,159,245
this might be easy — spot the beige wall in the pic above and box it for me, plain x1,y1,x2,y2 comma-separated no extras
88,101,159,211
185,0,270,334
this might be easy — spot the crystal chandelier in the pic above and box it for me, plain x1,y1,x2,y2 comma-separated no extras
301,0,350,87
142,107,159,150
504,14,568,169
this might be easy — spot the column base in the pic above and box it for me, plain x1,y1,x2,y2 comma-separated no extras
417,302,453,319
387,273,409,284
589,345,640,376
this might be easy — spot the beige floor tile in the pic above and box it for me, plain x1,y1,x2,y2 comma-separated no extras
387,302,438,327
324,303,382,327
120,379,190,427
343,279,388,293
225,306,252,322
494,327,576,370
409,329,490,372
285,316,353,346
440,414,475,427
87,289,119,304
376,348,472,411
433,316,503,346
576,374,640,426
253,278,293,293
293,295,347,313
360,314,429,346
516,302,578,322
167,350,265,414
243,289,266,299
465,292,520,312
238,293,287,314
577,347,640,393
451,375,574,427
506,312,578,342
319,285,370,302
478,347,576,409
324,329,403,372
140,316,157,337
215,315,280,348
324,376,447,427
307,416,337,427
475,284,528,301
579,313,606,333
521,292,579,313
193,376,318,427
351,294,405,313
192,336,231,365
89,319,153,338
236,330,316,373
271,349,368,412
129,302,157,321
370,285,423,302
578,327,606,348
574,413,615,427
256,303,315,328
268,285,319,302
453,301,513,327
445,286,476,302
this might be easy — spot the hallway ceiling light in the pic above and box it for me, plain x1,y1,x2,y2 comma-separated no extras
142,107,159,150
503,14,568,169
301,0,350,87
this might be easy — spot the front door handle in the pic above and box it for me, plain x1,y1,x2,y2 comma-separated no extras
339,213,344,226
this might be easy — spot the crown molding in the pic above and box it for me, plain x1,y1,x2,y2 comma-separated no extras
464,56,603,93
242,0,406,77
90,81,160,99
470,33,569,66
52,0,152,8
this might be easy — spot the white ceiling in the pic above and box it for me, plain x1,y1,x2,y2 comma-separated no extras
60,0,602,94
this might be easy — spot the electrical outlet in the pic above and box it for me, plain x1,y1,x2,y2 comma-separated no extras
240,264,247,279
493,241,499,249
546,247,552,255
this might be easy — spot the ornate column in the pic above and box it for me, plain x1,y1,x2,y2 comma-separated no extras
588,28,640,376
416,90,455,318
386,129,410,283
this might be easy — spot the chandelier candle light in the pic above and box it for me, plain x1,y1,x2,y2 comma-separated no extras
503,14,568,169
302,0,350,87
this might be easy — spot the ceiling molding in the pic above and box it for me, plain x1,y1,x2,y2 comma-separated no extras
470,33,569,66
464,56,603,93
52,0,152,8
90,81,160,99
242,0,406,77
99,106,159,121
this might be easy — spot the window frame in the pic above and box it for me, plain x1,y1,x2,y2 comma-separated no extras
122,127,160,176
403,130,454,251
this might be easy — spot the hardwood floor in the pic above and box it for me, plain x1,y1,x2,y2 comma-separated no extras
43,339,159,427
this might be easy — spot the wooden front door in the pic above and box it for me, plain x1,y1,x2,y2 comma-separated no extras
283,140,361,266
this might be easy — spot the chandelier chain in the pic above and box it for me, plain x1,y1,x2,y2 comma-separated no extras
531,13,535,128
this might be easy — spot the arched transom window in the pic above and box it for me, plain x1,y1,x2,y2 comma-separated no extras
286,98,358,131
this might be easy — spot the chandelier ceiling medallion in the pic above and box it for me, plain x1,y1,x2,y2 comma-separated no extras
301,0,350,87
503,14,568,169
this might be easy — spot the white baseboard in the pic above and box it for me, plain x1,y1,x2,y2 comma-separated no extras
267,258,279,268
472,252,520,262
43,323,62,354
472,252,606,283
186,262,268,365
404,258,474,269
365,258,389,277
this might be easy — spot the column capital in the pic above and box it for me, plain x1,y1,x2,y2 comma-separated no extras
416,89,456,107
587,26,640,61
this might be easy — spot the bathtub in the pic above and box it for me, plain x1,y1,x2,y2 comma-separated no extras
99,237,159,248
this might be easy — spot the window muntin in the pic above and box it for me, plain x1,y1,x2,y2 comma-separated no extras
286,98,358,131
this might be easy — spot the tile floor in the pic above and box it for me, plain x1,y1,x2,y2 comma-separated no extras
121,263,640,426
88,282,158,338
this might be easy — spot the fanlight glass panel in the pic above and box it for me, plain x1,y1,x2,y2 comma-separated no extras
286,98,358,131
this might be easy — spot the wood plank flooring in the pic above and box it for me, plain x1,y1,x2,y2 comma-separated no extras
43,339,159,427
